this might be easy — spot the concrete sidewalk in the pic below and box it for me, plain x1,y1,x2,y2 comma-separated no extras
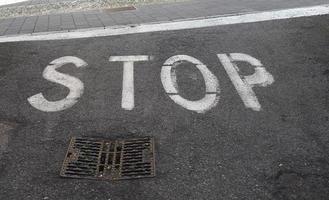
0,0,328,37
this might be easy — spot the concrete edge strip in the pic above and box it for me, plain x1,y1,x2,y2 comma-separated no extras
0,4,328,43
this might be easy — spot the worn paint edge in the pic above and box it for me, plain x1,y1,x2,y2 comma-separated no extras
0,4,328,43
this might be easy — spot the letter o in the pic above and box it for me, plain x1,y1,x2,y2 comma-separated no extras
161,55,220,113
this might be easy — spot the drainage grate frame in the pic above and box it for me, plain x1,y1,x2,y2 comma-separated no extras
60,136,155,180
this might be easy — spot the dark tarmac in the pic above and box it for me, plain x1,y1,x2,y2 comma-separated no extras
0,14,329,200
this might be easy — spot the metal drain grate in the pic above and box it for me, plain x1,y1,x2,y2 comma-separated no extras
60,137,155,180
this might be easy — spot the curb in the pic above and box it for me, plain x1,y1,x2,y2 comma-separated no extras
0,4,328,43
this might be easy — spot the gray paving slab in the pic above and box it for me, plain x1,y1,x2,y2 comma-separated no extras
0,18,14,25
0,29,7,36
84,14,104,28
111,15,133,25
0,18,14,35
60,14,75,30
72,13,90,27
12,18,26,25
19,29,34,34
34,15,49,32
96,13,116,27
20,16,37,33
0,0,329,36
4,28,20,35
133,14,154,23
47,26,62,31
48,14,61,28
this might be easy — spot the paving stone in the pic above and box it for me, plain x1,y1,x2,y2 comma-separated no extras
36,16,49,26
49,15,61,29
61,14,74,22
96,13,115,25
19,29,33,34
48,26,62,31
10,17,26,28
111,16,131,25
165,13,184,20
96,12,110,19
34,15,49,32
21,21,37,28
76,24,91,29
101,20,116,27
7,24,23,31
154,16,171,22
0,27,8,36
24,16,37,24
4,28,20,35
84,14,104,27
60,14,76,30
133,14,154,22
34,26,49,32
72,13,89,27
1,18,14,26
0,0,278,36
60,24,76,30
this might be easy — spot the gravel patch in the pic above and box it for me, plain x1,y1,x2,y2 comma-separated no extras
0,0,186,19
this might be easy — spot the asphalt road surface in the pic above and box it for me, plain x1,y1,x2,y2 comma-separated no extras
0,13,329,200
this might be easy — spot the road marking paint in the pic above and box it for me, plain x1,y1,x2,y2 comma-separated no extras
0,0,29,6
0,5,328,43
27,54,274,113
161,55,220,113
217,53,274,111
28,56,88,112
109,56,152,110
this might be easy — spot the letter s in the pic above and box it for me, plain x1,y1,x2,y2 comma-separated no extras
28,56,87,112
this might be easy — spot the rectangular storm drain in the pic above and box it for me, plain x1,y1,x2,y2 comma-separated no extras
60,137,155,180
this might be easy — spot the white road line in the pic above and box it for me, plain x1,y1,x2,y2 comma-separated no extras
28,56,88,112
161,55,220,113
0,4,329,43
0,0,28,7
217,53,274,112
109,55,151,111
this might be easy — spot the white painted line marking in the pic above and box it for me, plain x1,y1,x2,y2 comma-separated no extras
217,53,274,111
161,55,220,113
109,55,152,110
0,0,28,7
28,56,88,112
0,4,328,43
